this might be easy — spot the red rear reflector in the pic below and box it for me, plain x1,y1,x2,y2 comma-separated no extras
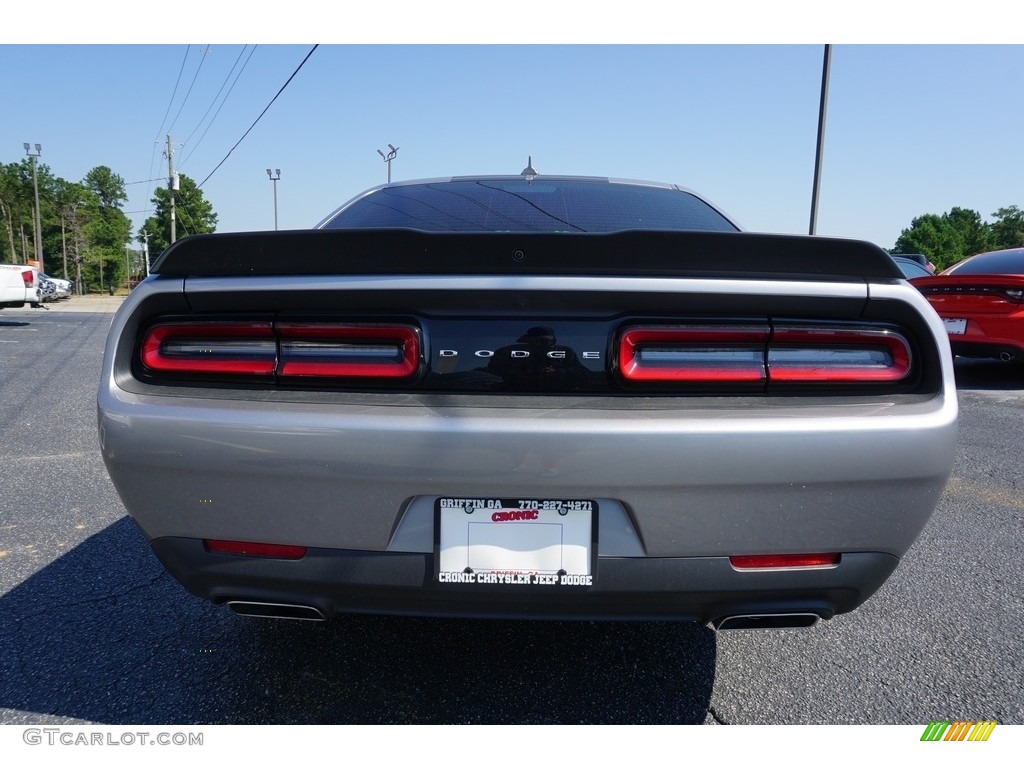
730,553,840,569
277,323,419,378
141,323,277,375
204,539,307,559
619,326,769,382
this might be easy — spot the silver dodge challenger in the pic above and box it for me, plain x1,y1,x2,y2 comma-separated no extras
98,174,958,628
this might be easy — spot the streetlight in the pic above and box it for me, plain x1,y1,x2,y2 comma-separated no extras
24,142,44,273
809,44,832,236
376,144,398,184
266,168,281,230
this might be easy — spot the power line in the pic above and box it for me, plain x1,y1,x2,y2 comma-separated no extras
198,45,319,188
152,45,190,144
166,44,211,136
180,45,252,153
144,45,191,234
180,45,258,169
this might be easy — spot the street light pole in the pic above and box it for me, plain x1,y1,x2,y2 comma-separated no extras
377,144,398,184
24,142,44,273
266,168,281,230
809,44,832,236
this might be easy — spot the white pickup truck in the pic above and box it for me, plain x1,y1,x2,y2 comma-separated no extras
0,263,40,308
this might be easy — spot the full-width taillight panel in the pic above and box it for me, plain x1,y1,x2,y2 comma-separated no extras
617,323,913,387
139,321,421,381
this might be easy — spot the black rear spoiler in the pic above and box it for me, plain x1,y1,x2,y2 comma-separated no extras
151,229,901,282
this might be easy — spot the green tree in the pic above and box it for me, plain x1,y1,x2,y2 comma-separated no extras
0,159,58,267
893,206,992,271
2,158,137,291
83,165,128,210
52,179,97,287
80,167,131,290
0,162,29,262
990,206,1024,250
139,173,217,256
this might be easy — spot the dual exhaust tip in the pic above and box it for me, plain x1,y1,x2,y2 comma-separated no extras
227,600,326,621
712,613,821,631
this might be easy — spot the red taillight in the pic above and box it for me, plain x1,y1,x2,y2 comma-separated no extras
139,321,421,381
768,327,912,383
277,323,419,378
204,539,307,559
619,326,769,382
617,324,912,386
729,553,840,570
22,270,34,287
141,323,277,375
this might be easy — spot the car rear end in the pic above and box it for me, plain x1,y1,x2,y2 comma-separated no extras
98,225,957,627
0,264,38,309
912,274,1024,361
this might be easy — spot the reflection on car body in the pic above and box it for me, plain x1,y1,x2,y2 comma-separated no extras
98,173,958,630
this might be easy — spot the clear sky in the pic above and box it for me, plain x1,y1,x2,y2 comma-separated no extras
3,8,1021,250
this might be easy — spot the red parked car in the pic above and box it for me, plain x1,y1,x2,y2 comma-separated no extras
911,247,1024,362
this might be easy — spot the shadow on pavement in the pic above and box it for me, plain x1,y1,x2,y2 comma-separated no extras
0,518,717,724
952,358,1024,390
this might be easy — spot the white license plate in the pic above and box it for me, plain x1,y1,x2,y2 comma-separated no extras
944,318,967,335
436,498,595,586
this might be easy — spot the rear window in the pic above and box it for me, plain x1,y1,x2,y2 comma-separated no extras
946,248,1024,275
322,179,738,233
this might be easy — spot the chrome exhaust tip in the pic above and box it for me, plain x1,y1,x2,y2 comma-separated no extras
1000,351,1014,362
226,600,326,621
713,613,821,631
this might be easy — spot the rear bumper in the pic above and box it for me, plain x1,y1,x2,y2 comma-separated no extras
99,388,957,559
98,275,958,622
151,537,899,622
949,338,1024,360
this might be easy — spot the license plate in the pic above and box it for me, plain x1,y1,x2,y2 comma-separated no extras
944,318,967,335
436,498,596,587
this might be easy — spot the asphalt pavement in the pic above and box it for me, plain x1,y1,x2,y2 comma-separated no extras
27,295,126,314
1,310,1022,726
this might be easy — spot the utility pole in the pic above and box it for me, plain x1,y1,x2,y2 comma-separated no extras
141,230,151,277
166,134,177,244
809,45,832,236
125,242,131,289
61,213,68,281
266,169,281,230
72,206,83,295
24,143,44,273
377,144,398,184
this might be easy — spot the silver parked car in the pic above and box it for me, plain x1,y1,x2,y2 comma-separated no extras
98,174,957,628
40,273,73,300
